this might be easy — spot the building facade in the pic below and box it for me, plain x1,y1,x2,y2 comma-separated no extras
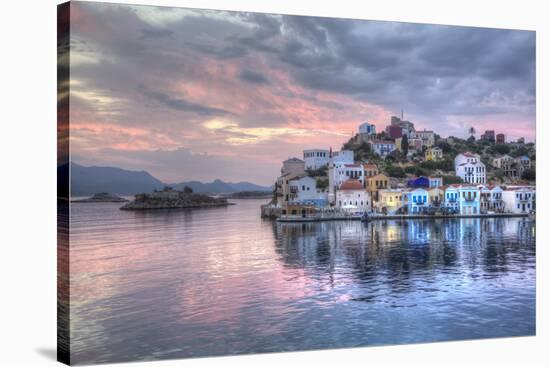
457,186,481,215
287,176,328,207
370,140,396,158
404,188,429,214
375,189,404,214
502,187,535,214
416,129,435,147
303,149,329,170
455,152,486,184
336,179,371,212
444,186,459,213
425,147,443,161
358,122,376,135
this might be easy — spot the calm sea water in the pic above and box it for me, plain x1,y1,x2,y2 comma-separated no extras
69,199,536,364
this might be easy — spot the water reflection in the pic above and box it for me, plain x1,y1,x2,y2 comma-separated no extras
69,200,535,365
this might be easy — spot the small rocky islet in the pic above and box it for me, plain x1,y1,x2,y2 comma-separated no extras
120,188,232,211
72,192,129,203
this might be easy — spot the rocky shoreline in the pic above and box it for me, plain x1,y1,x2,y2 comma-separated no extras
120,190,232,210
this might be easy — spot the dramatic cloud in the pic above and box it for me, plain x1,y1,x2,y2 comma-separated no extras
69,2,536,185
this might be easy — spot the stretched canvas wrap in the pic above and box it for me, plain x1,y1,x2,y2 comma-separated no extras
57,1,536,365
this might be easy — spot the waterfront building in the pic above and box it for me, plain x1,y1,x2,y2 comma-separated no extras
278,172,307,207
303,149,329,170
444,185,460,213
455,152,486,184
496,133,505,144
375,189,404,214
327,157,363,205
502,186,535,214
416,129,435,147
363,163,379,178
425,147,443,161
287,176,328,207
428,187,445,208
336,179,371,212
366,173,390,201
370,140,396,158
457,186,481,215
358,122,376,135
404,188,429,214
478,185,504,213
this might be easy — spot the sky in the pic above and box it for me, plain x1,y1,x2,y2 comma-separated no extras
68,1,536,185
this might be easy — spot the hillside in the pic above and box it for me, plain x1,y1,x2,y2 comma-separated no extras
70,163,272,196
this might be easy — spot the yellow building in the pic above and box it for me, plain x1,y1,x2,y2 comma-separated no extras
428,187,445,207
425,147,443,161
366,173,390,201
376,189,404,214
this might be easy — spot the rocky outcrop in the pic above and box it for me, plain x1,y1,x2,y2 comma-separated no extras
72,192,129,203
120,190,231,210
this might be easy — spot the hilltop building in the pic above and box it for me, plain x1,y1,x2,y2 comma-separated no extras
416,129,435,147
425,147,443,161
480,130,496,142
358,122,376,135
496,133,505,144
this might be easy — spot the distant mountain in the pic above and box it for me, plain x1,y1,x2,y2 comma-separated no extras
71,163,165,196
70,163,272,196
171,179,272,194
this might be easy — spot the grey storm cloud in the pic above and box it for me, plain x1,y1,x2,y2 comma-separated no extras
142,89,231,116
72,2,535,123
238,69,271,84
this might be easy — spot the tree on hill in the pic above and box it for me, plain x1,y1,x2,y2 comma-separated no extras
468,127,476,138
384,164,406,178
401,134,409,156
443,175,463,185
183,186,193,194
488,144,511,155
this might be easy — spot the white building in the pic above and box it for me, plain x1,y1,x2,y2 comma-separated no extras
415,129,435,147
331,150,354,165
336,179,371,213
333,163,365,188
303,149,330,170
478,185,504,213
370,140,396,158
287,176,328,207
455,152,486,184
358,122,376,135
502,187,535,214
444,185,460,213
457,185,481,215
